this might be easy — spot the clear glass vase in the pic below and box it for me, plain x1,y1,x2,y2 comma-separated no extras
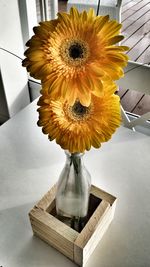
56,151,91,231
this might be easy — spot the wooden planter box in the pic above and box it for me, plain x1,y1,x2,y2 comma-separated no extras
29,184,117,266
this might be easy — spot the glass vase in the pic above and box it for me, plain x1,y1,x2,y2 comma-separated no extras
55,150,91,231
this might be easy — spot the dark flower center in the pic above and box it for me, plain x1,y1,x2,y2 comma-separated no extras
72,101,88,117
69,43,84,59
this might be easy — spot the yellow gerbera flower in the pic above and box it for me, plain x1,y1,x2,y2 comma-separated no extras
37,82,121,153
22,7,128,106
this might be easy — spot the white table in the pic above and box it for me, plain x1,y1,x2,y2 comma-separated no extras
0,100,150,267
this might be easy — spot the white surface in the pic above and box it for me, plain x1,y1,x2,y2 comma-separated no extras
0,100,150,267
0,0,30,120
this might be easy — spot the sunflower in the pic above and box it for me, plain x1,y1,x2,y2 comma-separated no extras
22,7,129,106
37,82,121,153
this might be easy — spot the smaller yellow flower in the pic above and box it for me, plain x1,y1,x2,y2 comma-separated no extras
37,82,121,153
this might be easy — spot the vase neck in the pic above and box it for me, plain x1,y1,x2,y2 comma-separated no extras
65,150,84,158
64,150,84,171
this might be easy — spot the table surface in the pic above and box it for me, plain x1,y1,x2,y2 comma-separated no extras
0,100,150,267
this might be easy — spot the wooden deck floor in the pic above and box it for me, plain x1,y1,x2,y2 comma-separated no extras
118,0,150,116
121,0,150,64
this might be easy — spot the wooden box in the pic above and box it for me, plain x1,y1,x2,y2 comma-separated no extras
29,184,117,266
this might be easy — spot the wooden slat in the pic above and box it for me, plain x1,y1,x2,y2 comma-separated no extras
122,17,150,42
121,35,139,52
121,9,133,21
137,45,150,64
127,33,150,62
36,183,57,212
90,184,116,205
122,0,148,14
74,200,110,248
74,200,111,266
135,44,150,62
124,0,150,13
122,7,150,65
116,88,128,98
120,89,144,112
29,207,78,260
122,1,150,22
122,0,131,7
122,10,150,32
132,94,150,115
122,0,143,10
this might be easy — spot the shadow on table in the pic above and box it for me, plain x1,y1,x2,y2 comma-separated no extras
0,202,77,267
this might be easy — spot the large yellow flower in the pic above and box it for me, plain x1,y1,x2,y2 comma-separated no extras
23,7,128,106
37,82,121,153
